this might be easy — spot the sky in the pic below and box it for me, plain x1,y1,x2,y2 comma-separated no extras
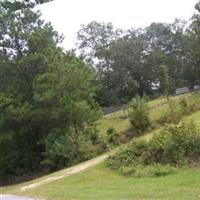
38,0,198,50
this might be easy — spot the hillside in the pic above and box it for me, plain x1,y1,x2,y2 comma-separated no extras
1,1,200,199
97,92,200,137
2,92,200,200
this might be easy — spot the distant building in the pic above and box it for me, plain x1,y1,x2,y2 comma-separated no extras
193,85,200,91
175,87,190,95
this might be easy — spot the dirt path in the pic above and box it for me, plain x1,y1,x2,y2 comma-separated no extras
20,154,108,191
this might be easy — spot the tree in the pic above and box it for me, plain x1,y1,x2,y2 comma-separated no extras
97,30,151,99
0,0,101,181
157,65,172,96
77,21,123,105
77,20,193,105
77,21,121,64
144,21,191,90
186,1,200,88
76,2,198,106
129,96,150,137
33,50,101,170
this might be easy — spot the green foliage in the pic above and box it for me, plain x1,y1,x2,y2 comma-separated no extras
158,65,173,96
44,128,97,171
107,139,149,170
129,96,150,136
107,120,200,177
179,97,191,115
0,0,101,181
159,99,182,124
151,121,200,165
159,97,193,125
44,129,73,170
120,164,176,178
106,127,119,147
77,19,197,106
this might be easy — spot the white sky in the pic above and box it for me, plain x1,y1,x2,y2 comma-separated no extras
38,0,198,50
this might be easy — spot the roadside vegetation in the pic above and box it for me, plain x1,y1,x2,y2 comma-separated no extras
104,91,200,177
107,120,200,177
98,92,200,143
3,110,200,200
1,0,200,199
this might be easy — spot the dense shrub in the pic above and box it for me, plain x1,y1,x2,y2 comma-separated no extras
165,121,200,164
129,96,150,136
159,99,182,124
106,120,200,177
159,97,194,125
107,139,149,169
106,127,119,147
44,128,98,171
179,97,191,115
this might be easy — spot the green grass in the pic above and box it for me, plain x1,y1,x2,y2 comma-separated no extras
96,96,167,137
2,92,200,199
97,92,200,137
3,110,200,199
186,111,200,126
97,115,130,137
4,163,200,200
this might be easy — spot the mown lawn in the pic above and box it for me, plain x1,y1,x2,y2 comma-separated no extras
4,163,200,200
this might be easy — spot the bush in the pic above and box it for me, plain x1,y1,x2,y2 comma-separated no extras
143,164,176,177
159,99,182,125
152,120,200,165
179,97,191,115
129,96,150,136
44,128,97,171
159,97,194,125
107,139,149,169
106,127,119,147
156,121,200,165
120,164,176,178
106,120,200,177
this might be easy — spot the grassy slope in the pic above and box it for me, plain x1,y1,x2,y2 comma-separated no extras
96,96,168,137
97,92,198,137
5,110,200,200
12,163,200,200
2,92,200,199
